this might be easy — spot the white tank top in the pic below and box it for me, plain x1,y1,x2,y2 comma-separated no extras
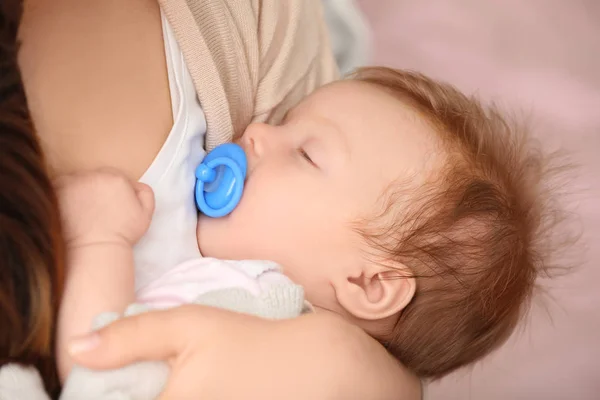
133,10,207,292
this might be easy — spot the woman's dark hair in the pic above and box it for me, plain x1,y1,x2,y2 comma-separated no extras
0,0,64,394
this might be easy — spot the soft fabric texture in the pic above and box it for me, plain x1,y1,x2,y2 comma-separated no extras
0,364,50,400
134,9,206,291
59,259,306,400
158,0,339,150
136,258,301,310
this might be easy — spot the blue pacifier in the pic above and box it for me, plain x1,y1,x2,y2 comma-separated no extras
195,143,247,218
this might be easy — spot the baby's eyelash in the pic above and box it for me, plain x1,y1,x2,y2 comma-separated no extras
298,148,317,167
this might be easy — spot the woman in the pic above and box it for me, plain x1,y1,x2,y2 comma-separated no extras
7,0,421,397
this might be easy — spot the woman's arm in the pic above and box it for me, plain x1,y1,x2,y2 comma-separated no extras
68,306,421,399
259,313,422,400
311,315,422,399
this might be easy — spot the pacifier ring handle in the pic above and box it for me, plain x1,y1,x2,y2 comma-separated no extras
195,156,245,218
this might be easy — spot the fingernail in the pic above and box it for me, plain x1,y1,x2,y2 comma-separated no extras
68,333,101,355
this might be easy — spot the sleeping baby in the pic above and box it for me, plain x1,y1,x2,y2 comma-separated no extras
57,67,553,398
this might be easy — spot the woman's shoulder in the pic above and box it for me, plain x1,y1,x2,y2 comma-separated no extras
0,364,51,399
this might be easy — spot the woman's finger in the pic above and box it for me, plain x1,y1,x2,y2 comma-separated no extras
67,308,191,370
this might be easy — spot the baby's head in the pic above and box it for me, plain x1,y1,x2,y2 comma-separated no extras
198,67,550,378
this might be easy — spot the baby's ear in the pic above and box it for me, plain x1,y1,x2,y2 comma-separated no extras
332,264,416,320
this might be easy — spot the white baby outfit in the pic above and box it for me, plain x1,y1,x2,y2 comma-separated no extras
133,9,206,293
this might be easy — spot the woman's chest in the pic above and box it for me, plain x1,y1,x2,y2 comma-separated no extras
18,0,172,180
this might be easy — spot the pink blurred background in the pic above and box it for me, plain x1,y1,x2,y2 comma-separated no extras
356,1,600,399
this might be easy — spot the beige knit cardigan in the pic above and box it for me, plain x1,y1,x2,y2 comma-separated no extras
157,0,340,150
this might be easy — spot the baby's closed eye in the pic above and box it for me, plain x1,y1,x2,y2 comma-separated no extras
298,148,318,168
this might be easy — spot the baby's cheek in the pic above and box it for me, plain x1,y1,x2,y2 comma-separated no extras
197,215,232,258
195,217,203,247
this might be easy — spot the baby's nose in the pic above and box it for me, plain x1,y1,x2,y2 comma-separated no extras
245,136,259,159
241,123,272,161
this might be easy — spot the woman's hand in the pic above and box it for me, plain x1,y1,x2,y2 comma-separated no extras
67,306,421,400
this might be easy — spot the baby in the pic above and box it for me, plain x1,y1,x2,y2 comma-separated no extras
57,67,550,398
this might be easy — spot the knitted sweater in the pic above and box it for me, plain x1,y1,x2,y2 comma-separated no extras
158,0,339,150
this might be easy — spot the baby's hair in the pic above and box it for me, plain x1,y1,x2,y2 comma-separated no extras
352,67,568,378
0,0,64,394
